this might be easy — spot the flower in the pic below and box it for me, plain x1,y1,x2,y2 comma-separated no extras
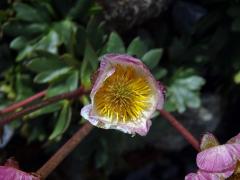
185,133,240,180
81,54,165,136
0,158,40,180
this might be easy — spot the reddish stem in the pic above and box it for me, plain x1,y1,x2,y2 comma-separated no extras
0,87,86,127
36,122,93,179
159,109,200,151
0,90,46,114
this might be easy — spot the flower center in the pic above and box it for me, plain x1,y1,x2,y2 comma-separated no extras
94,64,154,123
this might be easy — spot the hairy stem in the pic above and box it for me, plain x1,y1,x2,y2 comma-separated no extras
0,87,86,127
36,122,93,179
0,90,46,114
159,109,200,151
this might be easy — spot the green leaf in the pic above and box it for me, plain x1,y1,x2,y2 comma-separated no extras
175,76,205,90
127,37,148,58
15,30,60,61
26,57,66,73
34,30,60,54
10,37,28,50
61,54,80,67
105,32,125,53
75,25,87,57
34,67,72,83
3,21,47,37
15,73,34,101
47,71,79,97
13,2,46,22
165,70,205,113
234,71,240,84
81,41,98,87
68,0,94,19
142,49,163,69
53,20,76,47
24,103,62,119
49,101,72,140
86,17,105,51
153,68,167,79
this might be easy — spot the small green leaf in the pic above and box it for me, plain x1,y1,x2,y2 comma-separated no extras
234,71,240,84
13,2,46,22
47,71,79,97
105,32,125,53
15,73,33,101
81,41,98,87
34,67,72,83
34,30,60,54
10,37,28,50
175,76,205,90
3,21,47,37
165,70,205,113
75,25,87,57
26,57,66,73
49,101,72,140
15,30,60,62
127,37,148,58
61,54,80,67
68,0,93,19
24,103,62,119
142,49,163,69
86,17,105,50
53,20,76,47
153,68,167,79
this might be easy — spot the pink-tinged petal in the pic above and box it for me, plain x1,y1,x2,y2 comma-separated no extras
200,133,220,151
100,54,143,66
81,104,98,126
81,104,150,135
133,119,152,136
0,166,39,180
200,171,225,180
156,81,165,110
227,143,240,159
197,144,238,172
227,133,240,144
185,171,221,180
217,165,235,178
185,172,203,180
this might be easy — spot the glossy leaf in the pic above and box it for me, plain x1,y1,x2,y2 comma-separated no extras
13,2,46,22
47,70,79,97
3,21,47,36
49,100,72,140
80,41,98,87
105,32,125,53
10,37,28,50
24,103,62,119
26,56,66,73
142,49,163,69
234,71,240,84
127,37,148,58
34,67,72,84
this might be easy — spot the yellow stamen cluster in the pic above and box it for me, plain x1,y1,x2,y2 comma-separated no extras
94,64,154,123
